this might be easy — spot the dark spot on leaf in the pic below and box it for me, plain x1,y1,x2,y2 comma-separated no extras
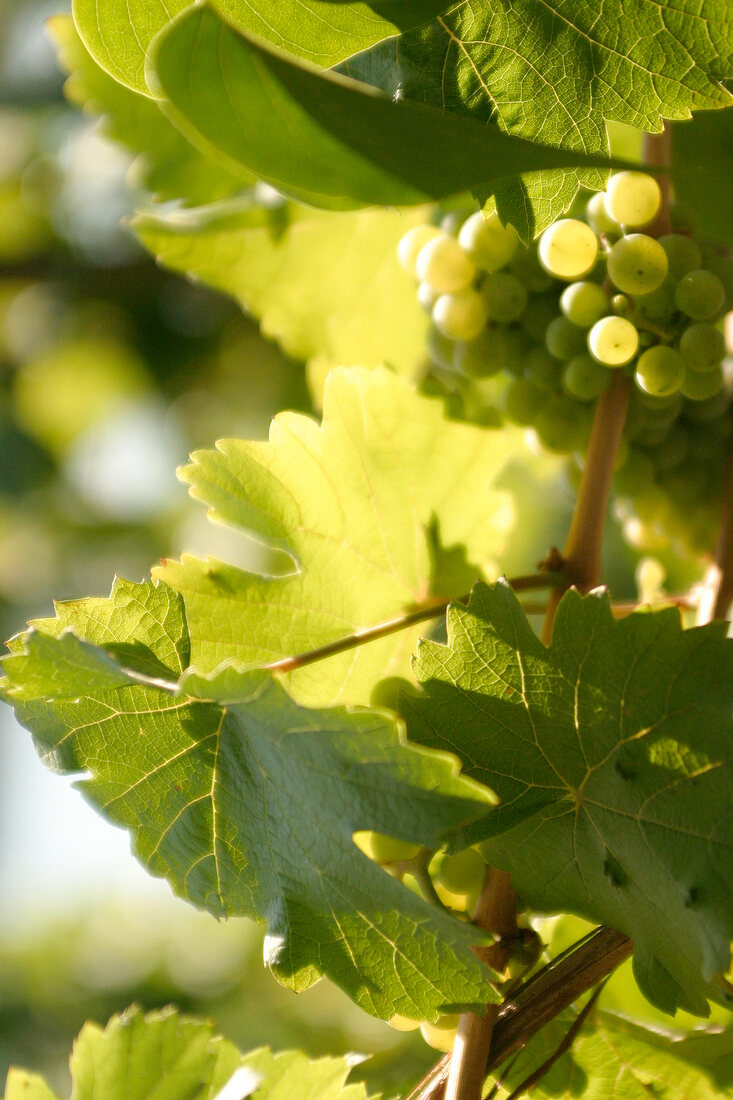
684,886,699,908
615,759,635,781
603,852,628,887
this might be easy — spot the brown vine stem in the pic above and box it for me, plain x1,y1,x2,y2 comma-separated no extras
697,417,733,625
262,572,564,675
642,124,673,237
444,870,517,1100
541,368,632,642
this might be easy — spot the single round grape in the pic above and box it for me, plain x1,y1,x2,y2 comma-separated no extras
538,219,599,280
434,848,487,895
635,346,685,397
352,831,421,864
509,245,554,292
588,316,639,366
635,276,678,327
388,1015,421,1032
420,1016,460,1053
684,384,730,419
458,210,519,272
658,234,702,279
481,271,528,322
545,315,587,360
612,293,630,314
604,171,661,227
503,377,545,426
535,395,590,454
525,345,563,391
440,210,467,236
563,354,612,401
520,293,559,342
560,281,609,327
680,365,725,401
586,191,621,237
432,288,488,341
397,224,441,276
607,234,668,295
679,323,725,373
454,326,525,377
417,282,438,313
416,233,475,293
675,269,725,321
702,251,733,310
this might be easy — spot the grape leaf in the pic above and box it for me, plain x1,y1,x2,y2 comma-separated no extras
342,2,733,237
499,1011,733,1099
3,578,498,1017
72,0,454,95
672,107,733,245
2,1004,368,1100
154,366,515,705
49,15,249,205
133,203,430,387
405,581,733,1016
146,7,625,217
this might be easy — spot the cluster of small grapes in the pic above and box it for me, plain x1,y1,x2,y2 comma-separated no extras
398,171,733,553
353,830,491,1050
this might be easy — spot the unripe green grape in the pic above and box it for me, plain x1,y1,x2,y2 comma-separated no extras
635,276,678,326
586,191,621,237
683,385,730,420
417,282,438,313
388,1015,421,1032
638,331,655,348
607,234,668,295
563,354,612,401
520,293,559,342
612,293,630,314
525,345,563,391
635,346,685,397
480,271,528,322
458,210,519,272
680,365,725,401
560,281,609,327
658,234,702,279
509,245,554,292
454,326,525,377
440,210,467,236
420,1016,460,1052
701,251,733,309
679,323,725,373
545,315,587,360
353,831,422,864
397,224,441,276
675,269,726,321
538,218,599,279
432,287,488,340
434,847,487,895
535,395,590,454
416,233,475,293
588,316,639,366
604,171,661,227
504,377,545,426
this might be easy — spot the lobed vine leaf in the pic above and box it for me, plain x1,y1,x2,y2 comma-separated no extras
2,1004,369,1100
71,0,455,95
3,578,498,1018
49,15,250,206
153,366,515,706
133,204,430,388
405,581,733,1016
146,7,627,219
343,1,733,237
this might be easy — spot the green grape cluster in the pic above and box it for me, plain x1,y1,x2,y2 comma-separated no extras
398,171,733,554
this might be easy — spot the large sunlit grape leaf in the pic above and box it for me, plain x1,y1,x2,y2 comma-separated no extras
405,581,733,1016
49,15,249,205
72,0,454,94
133,204,430,387
2,1004,369,1100
153,367,515,705
343,1,733,237
3,579,497,1017
146,7,625,219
